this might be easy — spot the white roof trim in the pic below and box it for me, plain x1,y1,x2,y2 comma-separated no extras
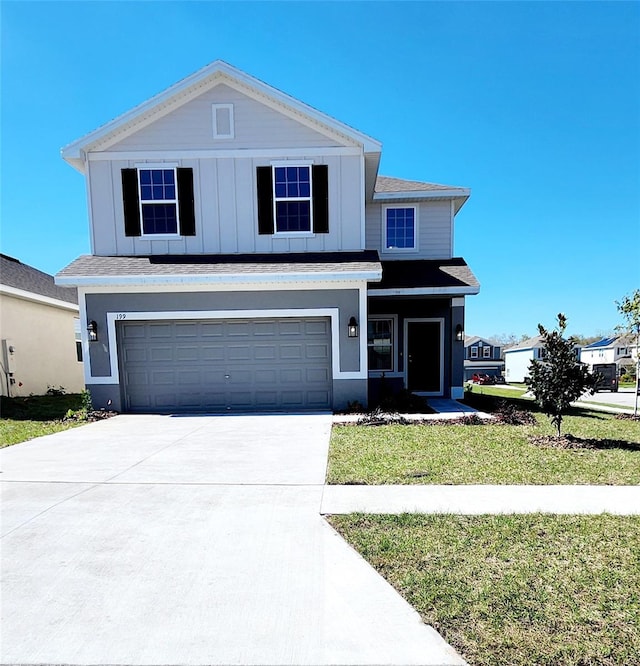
0,284,79,311
56,269,382,288
373,189,470,201
368,286,480,296
61,60,382,172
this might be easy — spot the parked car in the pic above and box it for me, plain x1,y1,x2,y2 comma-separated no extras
494,375,506,384
593,363,619,392
472,373,494,385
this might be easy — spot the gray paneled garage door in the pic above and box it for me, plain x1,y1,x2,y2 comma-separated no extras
118,317,332,412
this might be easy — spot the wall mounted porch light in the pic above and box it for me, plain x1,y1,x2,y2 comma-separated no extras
455,324,464,342
87,320,98,342
347,317,359,338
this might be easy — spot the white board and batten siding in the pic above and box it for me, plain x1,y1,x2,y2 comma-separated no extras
364,201,453,260
87,83,365,256
88,154,363,256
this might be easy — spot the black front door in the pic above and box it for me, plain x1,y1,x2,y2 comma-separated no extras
406,320,442,393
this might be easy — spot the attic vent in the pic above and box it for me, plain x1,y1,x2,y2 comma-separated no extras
212,104,234,139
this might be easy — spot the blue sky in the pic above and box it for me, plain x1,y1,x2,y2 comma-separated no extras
1,1,638,339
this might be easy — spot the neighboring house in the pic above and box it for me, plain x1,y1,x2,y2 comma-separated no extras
503,335,546,384
0,254,84,397
56,61,479,413
580,336,636,376
463,336,504,381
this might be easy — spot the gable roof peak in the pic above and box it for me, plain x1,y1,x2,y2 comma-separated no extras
61,60,382,173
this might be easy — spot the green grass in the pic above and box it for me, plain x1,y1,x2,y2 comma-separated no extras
327,412,640,485
329,513,640,666
466,385,529,399
1,394,85,447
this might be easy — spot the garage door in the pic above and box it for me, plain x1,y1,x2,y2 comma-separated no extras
118,317,332,412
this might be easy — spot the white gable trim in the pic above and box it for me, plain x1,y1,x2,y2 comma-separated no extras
62,61,381,172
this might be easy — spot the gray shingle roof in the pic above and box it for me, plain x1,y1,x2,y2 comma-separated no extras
375,176,467,193
57,252,382,283
370,258,479,291
1,254,77,304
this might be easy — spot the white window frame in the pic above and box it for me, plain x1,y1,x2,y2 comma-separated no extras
367,315,397,375
383,205,418,252
212,103,235,139
271,161,314,237
470,346,478,359
135,163,181,239
483,346,491,358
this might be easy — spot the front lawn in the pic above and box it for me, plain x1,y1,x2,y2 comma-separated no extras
0,394,85,447
327,411,640,485
329,513,640,666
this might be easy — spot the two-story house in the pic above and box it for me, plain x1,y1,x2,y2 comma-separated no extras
463,335,504,381
56,61,479,413
580,336,636,376
503,336,546,384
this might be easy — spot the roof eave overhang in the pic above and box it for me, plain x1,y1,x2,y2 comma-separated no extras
368,285,480,297
373,189,470,213
56,269,382,289
61,61,382,174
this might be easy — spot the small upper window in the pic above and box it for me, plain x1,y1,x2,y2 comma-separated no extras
385,207,416,250
470,346,478,358
273,165,312,233
139,168,178,235
483,346,491,358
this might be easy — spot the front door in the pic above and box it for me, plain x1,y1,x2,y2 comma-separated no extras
406,319,443,394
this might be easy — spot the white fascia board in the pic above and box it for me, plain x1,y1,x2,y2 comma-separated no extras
369,285,480,297
62,60,381,170
57,269,382,288
87,147,362,162
373,189,470,202
0,284,79,312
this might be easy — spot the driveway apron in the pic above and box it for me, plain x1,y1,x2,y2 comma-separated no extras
1,414,464,666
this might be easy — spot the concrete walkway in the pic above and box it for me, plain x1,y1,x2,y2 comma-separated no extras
322,484,640,515
1,414,465,666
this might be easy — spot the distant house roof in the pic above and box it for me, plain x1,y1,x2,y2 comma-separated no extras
464,335,501,348
0,254,77,305
56,252,382,287
583,336,621,349
503,335,546,353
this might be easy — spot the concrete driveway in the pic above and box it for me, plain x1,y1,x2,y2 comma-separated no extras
1,414,464,666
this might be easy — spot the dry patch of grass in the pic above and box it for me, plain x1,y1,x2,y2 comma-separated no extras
329,513,640,666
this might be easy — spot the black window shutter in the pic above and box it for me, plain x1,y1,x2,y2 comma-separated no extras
177,168,196,236
256,166,274,235
312,165,329,233
121,169,141,237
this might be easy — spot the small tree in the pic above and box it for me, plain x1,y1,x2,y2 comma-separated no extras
616,289,640,417
526,313,596,436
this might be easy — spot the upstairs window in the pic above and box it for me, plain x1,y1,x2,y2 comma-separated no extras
256,164,329,235
121,167,195,237
470,346,478,358
483,346,491,358
139,168,178,235
274,166,312,233
384,207,416,250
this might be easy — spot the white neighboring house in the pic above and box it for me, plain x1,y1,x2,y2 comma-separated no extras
580,336,636,375
503,335,546,383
